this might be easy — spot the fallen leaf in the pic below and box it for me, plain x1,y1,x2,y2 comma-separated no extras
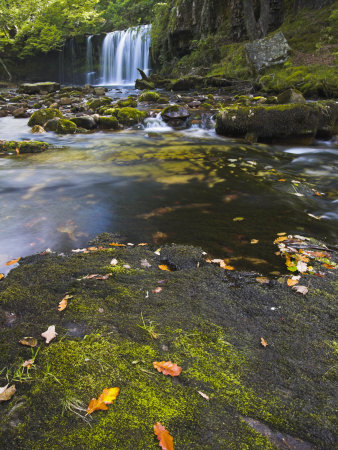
153,361,182,376
250,239,259,244
19,337,37,347
0,274,4,280
58,298,68,311
87,387,120,415
5,257,21,266
297,261,308,273
152,287,162,294
158,265,170,271
256,277,269,284
274,236,288,244
22,359,34,368
198,391,210,400
141,259,152,268
322,263,336,270
287,278,299,287
154,422,174,450
110,258,118,266
41,325,57,344
87,247,98,251
292,285,308,295
0,384,16,402
233,217,244,222
109,242,126,247
278,179,286,182
138,243,148,246
277,232,286,236
307,213,322,220
154,249,161,255
158,279,168,285
260,337,268,348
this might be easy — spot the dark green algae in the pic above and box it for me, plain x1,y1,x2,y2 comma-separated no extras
0,238,337,449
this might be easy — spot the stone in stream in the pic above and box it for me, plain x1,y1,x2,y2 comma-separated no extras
70,115,97,130
277,88,306,104
0,140,49,154
18,82,60,95
28,108,63,127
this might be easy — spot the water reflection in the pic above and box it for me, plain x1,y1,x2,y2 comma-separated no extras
0,117,337,274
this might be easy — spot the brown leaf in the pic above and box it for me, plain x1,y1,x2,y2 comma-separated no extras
153,361,182,377
322,263,336,270
19,337,38,347
87,387,120,415
5,257,21,266
256,277,269,284
152,287,163,294
0,384,16,402
154,422,174,450
260,337,268,348
41,325,57,344
158,265,170,271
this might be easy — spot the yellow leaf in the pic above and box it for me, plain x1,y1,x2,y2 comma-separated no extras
250,239,259,244
277,232,286,236
87,387,120,415
287,278,299,287
260,337,268,348
233,217,244,222
0,274,4,280
109,243,126,247
58,298,68,311
5,257,21,266
158,264,170,271
19,337,37,347
273,236,288,244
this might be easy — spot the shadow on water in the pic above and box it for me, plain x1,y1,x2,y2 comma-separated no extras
0,116,337,274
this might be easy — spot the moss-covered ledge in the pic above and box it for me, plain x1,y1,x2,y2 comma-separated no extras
0,140,50,155
0,238,337,448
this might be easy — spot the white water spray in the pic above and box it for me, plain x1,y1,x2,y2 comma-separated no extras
100,25,151,85
86,35,94,84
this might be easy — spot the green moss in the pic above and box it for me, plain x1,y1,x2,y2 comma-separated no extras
138,91,160,103
98,116,119,130
210,42,252,80
161,105,180,116
115,107,147,126
28,108,63,127
117,97,137,108
157,96,169,104
0,140,49,154
87,97,112,111
100,107,118,116
55,119,77,135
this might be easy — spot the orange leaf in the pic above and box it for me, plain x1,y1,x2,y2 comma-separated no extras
278,179,286,182
260,337,268,348
88,246,98,251
138,243,148,246
322,263,336,269
5,257,21,266
154,422,174,450
58,299,68,311
287,278,299,287
273,236,287,244
87,387,120,415
0,274,4,280
153,361,182,376
109,242,126,247
158,264,170,271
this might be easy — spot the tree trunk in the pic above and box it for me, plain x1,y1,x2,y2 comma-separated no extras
242,0,272,40
0,57,12,81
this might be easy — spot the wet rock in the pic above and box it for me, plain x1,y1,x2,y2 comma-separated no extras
245,31,291,73
160,244,204,270
138,91,160,103
13,107,28,118
117,97,137,108
93,87,106,96
161,105,190,121
277,88,306,104
55,119,77,134
60,97,72,106
28,108,63,127
18,82,60,95
97,116,119,130
31,125,45,134
44,118,61,132
0,140,49,154
87,97,112,111
70,115,97,130
216,101,338,142
0,109,8,117
135,78,155,90
115,107,147,126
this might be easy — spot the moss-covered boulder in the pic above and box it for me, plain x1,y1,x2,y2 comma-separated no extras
277,88,306,104
117,97,137,108
98,116,119,130
161,105,190,121
28,108,63,127
18,82,60,95
115,107,148,126
0,240,336,448
44,118,61,132
138,91,160,103
216,102,338,141
55,119,77,135
135,79,155,90
0,140,49,154
87,97,112,111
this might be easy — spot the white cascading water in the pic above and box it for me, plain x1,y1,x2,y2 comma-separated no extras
100,25,151,85
86,35,94,84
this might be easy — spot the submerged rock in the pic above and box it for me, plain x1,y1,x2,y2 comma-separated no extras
216,101,338,141
245,31,291,73
0,140,49,154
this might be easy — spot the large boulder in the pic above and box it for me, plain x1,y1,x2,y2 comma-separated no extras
115,107,148,126
28,108,63,127
245,31,290,73
98,116,119,130
55,119,77,134
18,82,60,95
215,102,338,141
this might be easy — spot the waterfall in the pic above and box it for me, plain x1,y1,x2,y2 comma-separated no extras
100,25,151,85
86,35,94,84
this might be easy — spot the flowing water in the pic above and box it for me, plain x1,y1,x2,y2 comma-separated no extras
85,35,94,85
100,25,151,85
0,102,337,275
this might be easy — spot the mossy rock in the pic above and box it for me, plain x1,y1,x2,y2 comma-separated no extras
117,97,137,108
135,79,155,90
55,119,77,135
0,140,49,154
70,116,97,130
31,125,45,134
101,108,118,116
18,82,60,95
277,89,306,104
28,108,63,127
0,242,337,448
138,91,160,103
87,97,112,111
157,96,169,104
161,105,190,120
115,107,147,126
98,116,119,130
216,102,338,141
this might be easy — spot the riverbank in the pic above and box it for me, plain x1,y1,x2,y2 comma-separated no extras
0,235,337,448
